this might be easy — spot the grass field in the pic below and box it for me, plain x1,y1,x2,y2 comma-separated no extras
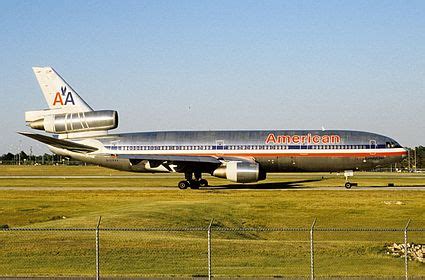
0,166,424,277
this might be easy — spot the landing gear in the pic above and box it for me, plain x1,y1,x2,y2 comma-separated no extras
178,180,190,189
177,172,208,189
343,170,356,189
199,179,208,187
189,180,200,189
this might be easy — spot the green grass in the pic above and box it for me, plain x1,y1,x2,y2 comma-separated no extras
0,166,424,277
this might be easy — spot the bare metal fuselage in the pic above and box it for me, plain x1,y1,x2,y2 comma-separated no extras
50,129,407,174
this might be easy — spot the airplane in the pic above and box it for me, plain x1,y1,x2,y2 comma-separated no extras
21,67,408,189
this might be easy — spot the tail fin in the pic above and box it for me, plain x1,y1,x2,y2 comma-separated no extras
32,67,93,112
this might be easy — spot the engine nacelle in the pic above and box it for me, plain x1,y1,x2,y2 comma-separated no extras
27,110,118,134
212,161,266,183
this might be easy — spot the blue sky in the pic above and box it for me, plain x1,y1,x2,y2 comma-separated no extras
0,0,424,154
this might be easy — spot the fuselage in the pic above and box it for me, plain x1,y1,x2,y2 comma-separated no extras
56,129,407,174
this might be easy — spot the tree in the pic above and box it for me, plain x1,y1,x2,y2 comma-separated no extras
2,153,15,161
416,146,424,169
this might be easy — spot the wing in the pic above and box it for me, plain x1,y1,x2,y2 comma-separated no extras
117,154,256,173
119,154,221,164
18,132,98,153
118,154,222,172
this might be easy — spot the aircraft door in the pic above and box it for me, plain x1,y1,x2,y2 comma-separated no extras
369,139,377,155
216,140,224,156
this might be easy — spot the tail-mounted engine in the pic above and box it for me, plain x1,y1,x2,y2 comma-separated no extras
212,161,266,183
25,110,118,134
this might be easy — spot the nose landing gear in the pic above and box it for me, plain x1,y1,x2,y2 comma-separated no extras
345,182,352,189
344,170,357,189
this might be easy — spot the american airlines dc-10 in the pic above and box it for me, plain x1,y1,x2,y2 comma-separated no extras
21,67,408,189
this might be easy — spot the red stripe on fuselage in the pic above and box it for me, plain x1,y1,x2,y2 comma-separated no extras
141,150,407,158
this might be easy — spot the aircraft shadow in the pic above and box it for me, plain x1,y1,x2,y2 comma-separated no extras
360,185,424,188
207,179,323,190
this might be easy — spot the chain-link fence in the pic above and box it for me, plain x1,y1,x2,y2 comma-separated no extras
1,221,424,279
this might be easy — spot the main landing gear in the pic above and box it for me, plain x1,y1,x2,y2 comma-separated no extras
178,171,208,189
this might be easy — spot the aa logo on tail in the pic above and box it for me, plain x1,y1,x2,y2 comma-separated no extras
53,86,75,106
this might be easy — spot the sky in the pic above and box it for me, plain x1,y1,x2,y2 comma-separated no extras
0,0,424,154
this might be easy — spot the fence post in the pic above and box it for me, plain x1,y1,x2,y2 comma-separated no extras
208,219,214,280
404,219,411,280
310,218,317,280
96,216,102,280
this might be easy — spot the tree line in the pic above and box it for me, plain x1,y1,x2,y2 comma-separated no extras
0,151,86,166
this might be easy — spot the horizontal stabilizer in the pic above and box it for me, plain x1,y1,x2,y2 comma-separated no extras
18,132,98,153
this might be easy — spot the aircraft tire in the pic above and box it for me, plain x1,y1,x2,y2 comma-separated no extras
189,180,200,190
345,182,352,189
199,179,208,187
178,181,189,189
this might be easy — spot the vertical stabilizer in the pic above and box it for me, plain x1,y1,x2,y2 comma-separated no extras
32,67,93,112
